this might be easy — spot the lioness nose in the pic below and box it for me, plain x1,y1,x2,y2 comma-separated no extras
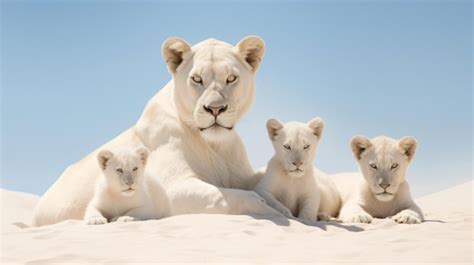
292,161,303,167
203,105,228,117
379,183,391,189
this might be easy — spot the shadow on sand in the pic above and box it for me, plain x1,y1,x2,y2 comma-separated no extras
248,214,364,232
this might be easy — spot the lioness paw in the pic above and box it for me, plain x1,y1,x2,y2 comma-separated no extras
248,191,266,204
392,211,421,224
114,216,137,222
85,216,107,225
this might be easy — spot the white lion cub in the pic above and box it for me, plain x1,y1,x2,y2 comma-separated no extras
255,117,329,224
335,135,424,224
84,147,170,225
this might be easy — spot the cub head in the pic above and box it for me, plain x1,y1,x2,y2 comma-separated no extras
97,147,149,197
351,135,417,202
162,36,265,143
266,117,325,178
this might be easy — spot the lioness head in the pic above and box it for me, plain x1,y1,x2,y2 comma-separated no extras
162,36,265,142
351,135,417,202
266,117,325,178
97,147,149,197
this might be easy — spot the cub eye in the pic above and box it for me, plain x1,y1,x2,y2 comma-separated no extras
191,75,202,84
116,168,123,174
391,163,399,170
132,167,138,171
226,75,237,84
369,163,378,170
283,144,291,150
303,144,310,150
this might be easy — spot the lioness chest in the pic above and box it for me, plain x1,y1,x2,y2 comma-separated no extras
185,146,234,188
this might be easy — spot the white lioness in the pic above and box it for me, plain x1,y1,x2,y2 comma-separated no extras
84,147,170,225
33,36,278,226
334,135,424,224
255,118,340,224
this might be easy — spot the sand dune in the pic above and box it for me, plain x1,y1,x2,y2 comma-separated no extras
1,181,472,264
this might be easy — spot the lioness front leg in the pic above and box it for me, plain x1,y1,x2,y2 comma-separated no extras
168,178,283,216
255,189,296,219
338,201,373,223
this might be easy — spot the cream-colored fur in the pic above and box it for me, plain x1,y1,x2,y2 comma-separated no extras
33,36,277,226
255,118,340,224
84,147,170,225
334,135,424,224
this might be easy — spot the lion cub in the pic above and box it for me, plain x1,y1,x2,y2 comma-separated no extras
255,117,332,224
84,147,170,225
334,135,424,224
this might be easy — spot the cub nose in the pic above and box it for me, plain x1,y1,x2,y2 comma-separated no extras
203,105,228,117
379,183,391,189
125,179,134,186
292,161,303,167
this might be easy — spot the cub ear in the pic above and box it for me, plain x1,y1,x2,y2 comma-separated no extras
136,147,149,165
351,135,372,160
399,136,417,162
97,150,114,170
162,37,192,73
307,117,325,138
236,35,265,72
266,119,284,141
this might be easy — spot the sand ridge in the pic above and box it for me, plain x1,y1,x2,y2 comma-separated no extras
1,181,472,264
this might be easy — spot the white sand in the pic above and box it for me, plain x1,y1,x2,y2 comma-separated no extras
1,181,472,264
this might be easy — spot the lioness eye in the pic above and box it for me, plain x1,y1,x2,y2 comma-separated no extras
133,167,138,171
226,75,237,84
283,144,291,150
391,163,399,170
191,75,202,84
116,168,123,174
369,163,377,170
304,144,310,150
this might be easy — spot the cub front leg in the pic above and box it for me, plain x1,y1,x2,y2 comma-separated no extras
338,201,373,223
297,195,320,225
84,204,108,225
392,203,424,224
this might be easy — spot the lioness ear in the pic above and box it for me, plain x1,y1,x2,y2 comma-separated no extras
97,150,114,170
351,136,372,160
236,35,265,71
399,136,417,162
136,147,149,165
307,117,325,139
266,119,284,141
162,37,192,73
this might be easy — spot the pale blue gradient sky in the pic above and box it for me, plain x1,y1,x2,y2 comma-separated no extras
1,1,472,196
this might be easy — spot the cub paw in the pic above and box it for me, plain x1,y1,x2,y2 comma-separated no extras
342,212,373,223
392,211,421,224
85,216,108,225
298,218,318,226
317,212,331,221
114,216,137,222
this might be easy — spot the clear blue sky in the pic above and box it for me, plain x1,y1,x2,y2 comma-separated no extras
1,1,472,197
